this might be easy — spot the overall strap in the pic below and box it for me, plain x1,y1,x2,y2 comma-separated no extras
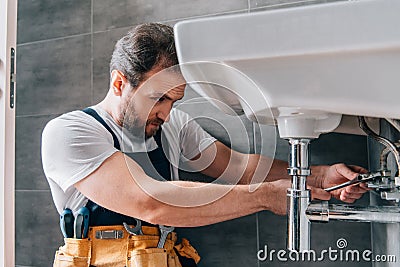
81,106,170,226
82,107,121,150
154,126,163,148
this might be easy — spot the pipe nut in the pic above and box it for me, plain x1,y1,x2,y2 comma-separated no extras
287,188,310,198
288,168,311,176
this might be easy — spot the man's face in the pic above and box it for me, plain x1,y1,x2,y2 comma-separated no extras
120,69,185,138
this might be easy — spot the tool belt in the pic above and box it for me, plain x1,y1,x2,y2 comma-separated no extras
53,225,200,267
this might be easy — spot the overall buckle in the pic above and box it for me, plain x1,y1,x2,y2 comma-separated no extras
95,230,124,239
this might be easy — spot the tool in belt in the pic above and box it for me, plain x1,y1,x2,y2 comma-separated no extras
60,207,90,239
57,212,201,267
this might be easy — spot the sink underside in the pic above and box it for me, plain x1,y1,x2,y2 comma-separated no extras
175,0,400,133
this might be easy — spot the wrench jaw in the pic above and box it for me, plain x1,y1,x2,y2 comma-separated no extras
157,225,175,249
123,220,143,235
123,222,175,249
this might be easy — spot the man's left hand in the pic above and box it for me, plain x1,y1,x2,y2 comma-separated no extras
317,164,370,203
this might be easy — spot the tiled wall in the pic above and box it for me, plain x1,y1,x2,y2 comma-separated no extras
16,0,371,266
368,121,400,267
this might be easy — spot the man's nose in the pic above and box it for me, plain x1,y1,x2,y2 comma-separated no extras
157,104,171,122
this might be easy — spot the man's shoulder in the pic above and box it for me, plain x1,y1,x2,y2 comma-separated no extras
42,109,108,144
44,110,97,131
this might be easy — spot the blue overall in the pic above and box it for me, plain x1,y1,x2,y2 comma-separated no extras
82,108,197,266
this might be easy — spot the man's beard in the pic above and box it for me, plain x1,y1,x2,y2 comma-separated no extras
119,105,163,139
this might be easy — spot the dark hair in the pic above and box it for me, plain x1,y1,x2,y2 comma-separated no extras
110,23,178,88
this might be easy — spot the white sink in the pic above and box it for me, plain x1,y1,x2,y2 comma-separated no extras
174,0,400,138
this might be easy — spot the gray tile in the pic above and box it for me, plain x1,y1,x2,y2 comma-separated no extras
93,0,248,32
368,121,400,265
92,27,134,103
163,0,248,21
258,211,371,267
16,115,58,190
310,133,368,167
249,0,346,11
177,214,258,267
17,0,91,44
16,34,92,116
15,191,63,266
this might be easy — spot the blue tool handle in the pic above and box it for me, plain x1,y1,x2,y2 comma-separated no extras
74,207,90,238
60,209,74,238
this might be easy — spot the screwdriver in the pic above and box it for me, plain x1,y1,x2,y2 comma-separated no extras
74,207,90,239
60,209,74,238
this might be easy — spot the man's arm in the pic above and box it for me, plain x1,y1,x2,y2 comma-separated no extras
74,151,300,227
190,141,368,203
187,141,289,185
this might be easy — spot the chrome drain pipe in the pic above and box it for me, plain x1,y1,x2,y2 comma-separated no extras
287,138,312,251
307,201,400,223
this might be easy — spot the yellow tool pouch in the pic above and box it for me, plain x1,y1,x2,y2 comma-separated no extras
53,225,200,267
53,238,91,267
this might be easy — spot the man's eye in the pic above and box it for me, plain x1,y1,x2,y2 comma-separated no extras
157,97,166,102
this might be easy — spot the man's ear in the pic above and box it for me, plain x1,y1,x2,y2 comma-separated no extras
111,70,129,96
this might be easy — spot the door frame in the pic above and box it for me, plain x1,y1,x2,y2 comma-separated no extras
0,0,17,266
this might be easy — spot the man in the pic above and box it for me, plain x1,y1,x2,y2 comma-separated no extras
42,23,368,266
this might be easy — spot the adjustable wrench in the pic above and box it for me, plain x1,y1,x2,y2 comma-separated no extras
325,172,380,192
123,219,143,235
157,225,175,248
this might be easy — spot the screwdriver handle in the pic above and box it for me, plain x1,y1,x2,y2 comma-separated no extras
74,207,90,239
60,209,74,238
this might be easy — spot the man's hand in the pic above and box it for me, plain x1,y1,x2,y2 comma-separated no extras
267,179,331,216
317,164,369,203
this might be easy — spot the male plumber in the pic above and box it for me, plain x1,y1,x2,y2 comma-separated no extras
41,23,368,266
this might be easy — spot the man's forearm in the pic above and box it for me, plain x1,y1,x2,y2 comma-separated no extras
238,154,289,184
135,180,275,227
241,154,328,189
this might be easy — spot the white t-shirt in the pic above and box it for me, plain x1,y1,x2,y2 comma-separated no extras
41,106,216,214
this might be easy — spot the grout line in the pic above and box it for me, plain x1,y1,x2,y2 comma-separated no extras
91,8,249,36
15,189,50,192
160,8,249,24
16,112,63,118
17,32,91,47
92,25,134,35
15,0,343,47
256,212,261,267
250,0,345,12
17,8,250,48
